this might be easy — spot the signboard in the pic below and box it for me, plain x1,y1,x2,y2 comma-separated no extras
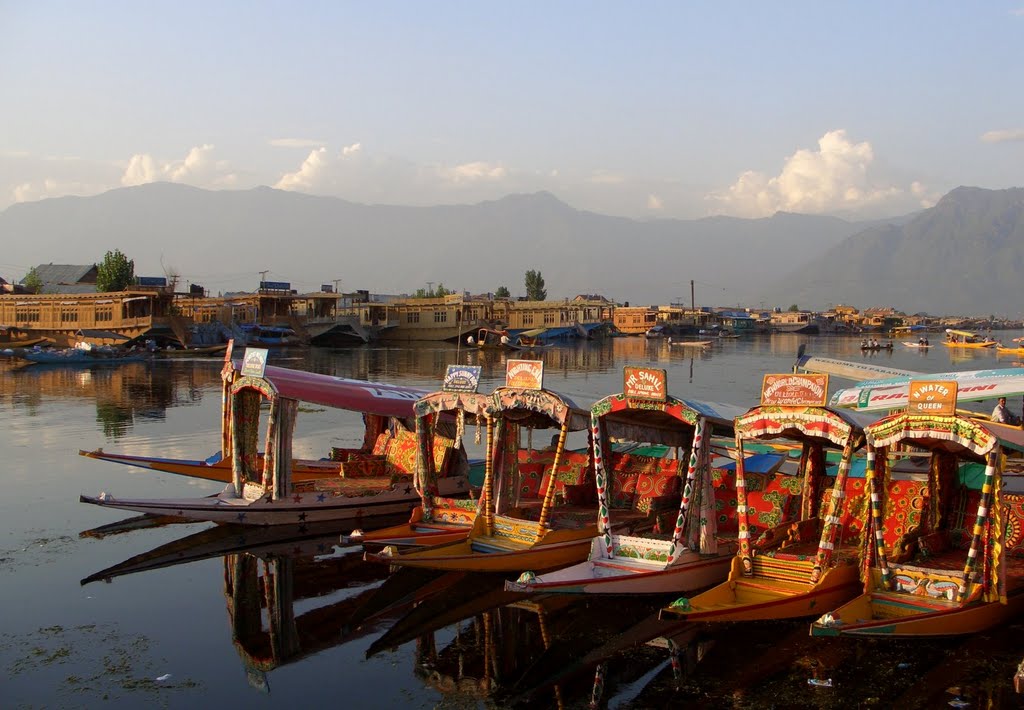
443,365,482,393
136,276,167,287
260,281,291,291
241,348,269,379
907,380,957,415
505,359,544,390
623,366,667,401
761,373,829,406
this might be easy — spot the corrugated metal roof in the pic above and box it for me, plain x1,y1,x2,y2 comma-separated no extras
29,264,97,287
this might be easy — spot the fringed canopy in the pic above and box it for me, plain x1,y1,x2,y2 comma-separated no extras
735,404,874,448
866,413,1000,459
592,393,744,446
490,386,590,430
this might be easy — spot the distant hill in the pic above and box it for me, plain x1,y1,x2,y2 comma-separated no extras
0,183,884,306
765,186,1024,316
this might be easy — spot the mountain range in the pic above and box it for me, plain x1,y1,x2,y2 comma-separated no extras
0,183,1020,316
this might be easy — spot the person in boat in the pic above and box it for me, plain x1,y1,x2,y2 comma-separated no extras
923,336,929,346
861,338,869,348
500,334,510,345
466,335,475,345
991,397,1020,426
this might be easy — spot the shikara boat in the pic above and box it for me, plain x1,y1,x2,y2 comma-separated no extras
902,341,931,349
942,328,997,348
669,339,712,348
80,346,431,485
661,374,877,622
811,382,1024,637
155,343,230,357
506,366,746,595
347,382,492,548
81,348,468,525
366,360,619,572
18,348,150,365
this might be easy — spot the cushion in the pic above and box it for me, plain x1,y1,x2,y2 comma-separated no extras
384,429,419,476
372,432,391,456
881,479,929,554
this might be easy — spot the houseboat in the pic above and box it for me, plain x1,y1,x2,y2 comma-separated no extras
379,294,497,342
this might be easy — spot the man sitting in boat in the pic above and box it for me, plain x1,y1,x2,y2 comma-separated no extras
991,397,1020,426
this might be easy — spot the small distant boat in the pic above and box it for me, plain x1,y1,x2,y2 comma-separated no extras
669,339,712,348
996,344,1024,355
644,325,667,339
18,347,149,366
156,344,230,358
902,341,931,349
860,342,894,351
469,328,519,350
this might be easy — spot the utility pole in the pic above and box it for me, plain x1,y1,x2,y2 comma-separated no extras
259,270,269,290
427,281,434,296
332,278,342,295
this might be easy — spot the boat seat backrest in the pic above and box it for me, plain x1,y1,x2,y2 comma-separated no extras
606,452,683,514
338,429,454,479
815,475,868,546
712,468,800,536
880,478,930,559
516,449,593,500
1003,492,1024,558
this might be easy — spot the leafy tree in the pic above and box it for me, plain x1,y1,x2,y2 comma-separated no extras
787,303,800,312
525,270,546,301
96,249,135,292
22,267,43,294
494,286,511,298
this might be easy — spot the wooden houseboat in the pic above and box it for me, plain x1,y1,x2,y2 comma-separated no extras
0,288,181,347
811,381,1024,637
379,294,497,342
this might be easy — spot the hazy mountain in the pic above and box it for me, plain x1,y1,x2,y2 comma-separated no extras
765,186,1024,316
1,183,880,306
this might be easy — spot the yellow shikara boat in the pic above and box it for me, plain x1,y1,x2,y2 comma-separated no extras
942,328,997,348
366,373,601,573
811,383,1024,637
661,374,878,622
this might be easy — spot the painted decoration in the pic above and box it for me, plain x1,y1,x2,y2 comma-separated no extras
623,366,667,401
907,380,958,415
505,359,544,389
760,373,829,406
241,348,269,378
443,365,482,393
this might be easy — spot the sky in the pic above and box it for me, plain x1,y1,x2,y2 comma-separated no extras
2,1,1022,224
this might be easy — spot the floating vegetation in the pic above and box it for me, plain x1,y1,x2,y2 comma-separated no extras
2,623,200,704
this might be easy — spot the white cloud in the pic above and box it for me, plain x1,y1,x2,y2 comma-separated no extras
120,144,237,188
341,142,362,157
269,138,325,148
709,129,928,217
437,161,508,184
274,147,329,191
980,128,1024,144
646,194,663,210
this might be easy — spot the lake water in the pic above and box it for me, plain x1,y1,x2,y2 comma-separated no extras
2,334,1023,708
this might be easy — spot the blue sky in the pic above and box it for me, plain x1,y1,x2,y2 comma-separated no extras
1,1,1022,218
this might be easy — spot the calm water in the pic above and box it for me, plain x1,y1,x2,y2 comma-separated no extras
2,334,1023,708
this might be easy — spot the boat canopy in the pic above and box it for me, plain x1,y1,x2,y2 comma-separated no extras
594,393,745,447
866,412,1024,459
233,362,427,418
830,367,1024,412
414,390,493,424
491,386,590,430
734,404,879,448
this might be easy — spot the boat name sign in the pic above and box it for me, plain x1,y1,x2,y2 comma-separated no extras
241,348,269,378
907,380,957,415
443,365,482,393
623,366,667,401
761,373,829,406
506,359,544,390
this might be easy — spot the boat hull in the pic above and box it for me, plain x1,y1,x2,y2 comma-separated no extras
78,449,346,484
810,587,1024,637
504,545,735,595
345,521,470,548
943,341,997,349
80,476,469,526
366,528,596,573
660,557,861,622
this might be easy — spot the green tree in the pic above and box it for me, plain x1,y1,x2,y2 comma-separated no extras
412,282,454,299
787,303,800,312
22,267,43,294
524,270,546,301
494,285,510,298
96,249,135,292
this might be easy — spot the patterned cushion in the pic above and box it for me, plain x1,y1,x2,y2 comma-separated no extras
516,449,592,500
713,468,799,536
1004,492,1024,558
340,457,386,478
385,428,419,476
881,479,929,554
372,432,391,456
